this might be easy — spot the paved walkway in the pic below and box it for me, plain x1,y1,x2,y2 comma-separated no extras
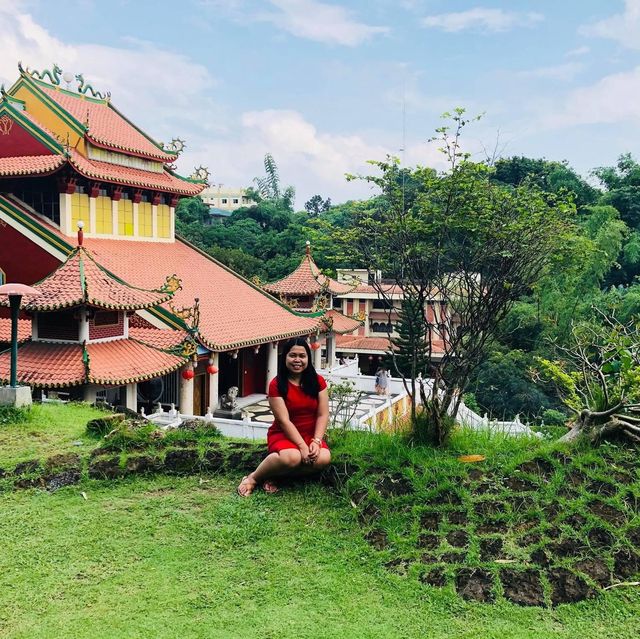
240,391,400,425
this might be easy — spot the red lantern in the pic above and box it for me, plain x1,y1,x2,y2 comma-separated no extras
310,342,321,351
181,368,195,380
206,364,218,375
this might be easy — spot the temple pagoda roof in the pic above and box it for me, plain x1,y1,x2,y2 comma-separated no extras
34,79,178,162
0,339,186,388
319,309,363,335
19,245,178,312
264,244,354,297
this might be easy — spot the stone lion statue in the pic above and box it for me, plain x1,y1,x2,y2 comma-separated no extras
220,386,239,411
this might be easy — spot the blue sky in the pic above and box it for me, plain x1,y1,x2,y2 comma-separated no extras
1,0,639,205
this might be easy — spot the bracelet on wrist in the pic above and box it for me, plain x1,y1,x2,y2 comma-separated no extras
312,437,323,445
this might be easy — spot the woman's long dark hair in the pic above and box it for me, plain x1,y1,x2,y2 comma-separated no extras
277,337,320,399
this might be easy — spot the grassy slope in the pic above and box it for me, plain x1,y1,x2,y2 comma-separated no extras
0,405,638,638
0,403,103,467
0,477,638,639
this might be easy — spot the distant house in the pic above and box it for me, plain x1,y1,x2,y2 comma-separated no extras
200,186,255,223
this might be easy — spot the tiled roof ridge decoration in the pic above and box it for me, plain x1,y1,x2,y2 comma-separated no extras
319,309,364,335
19,245,182,311
263,242,356,297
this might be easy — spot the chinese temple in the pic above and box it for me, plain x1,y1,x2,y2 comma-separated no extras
0,230,188,404
0,62,320,413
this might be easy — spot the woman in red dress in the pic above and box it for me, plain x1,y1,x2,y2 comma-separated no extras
237,338,331,496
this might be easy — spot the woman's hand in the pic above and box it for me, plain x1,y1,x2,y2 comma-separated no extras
308,440,322,463
297,441,312,464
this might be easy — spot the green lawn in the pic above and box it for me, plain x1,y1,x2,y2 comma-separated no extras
0,475,638,639
0,403,103,467
0,405,639,638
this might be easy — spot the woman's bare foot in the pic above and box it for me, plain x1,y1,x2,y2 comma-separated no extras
262,480,279,494
237,475,257,496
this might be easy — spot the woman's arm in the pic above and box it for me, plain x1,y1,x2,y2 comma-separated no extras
314,388,329,440
268,396,310,460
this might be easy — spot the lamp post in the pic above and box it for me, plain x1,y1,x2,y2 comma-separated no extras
0,283,40,388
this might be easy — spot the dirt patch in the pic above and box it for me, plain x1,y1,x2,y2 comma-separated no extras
626,526,640,547
613,548,640,580
441,551,466,565
417,533,439,550
164,448,199,474
88,456,123,479
548,538,584,558
548,568,595,605
467,468,484,482
13,459,41,475
44,453,81,473
612,471,633,485
420,568,446,587
358,504,381,524
586,479,618,498
509,495,537,512
447,510,468,525
474,500,505,517
420,553,438,564
565,469,589,486
500,569,545,607
455,568,494,603
44,470,81,492
588,500,627,526
375,473,413,498
550,451,571,465
563,513,587,530
434,489,463,505
531,548,552,568
505,476,539,492
473,481,498,495
587,526,614,549
202,449,224,470
365,529,388,551
476,521,508,535
520,532,542,547
446,530,469,548
125,454,161,475
515,460,555,482
479,537,503,561
419,512,441,531
574,558,611,587
385,558,410,575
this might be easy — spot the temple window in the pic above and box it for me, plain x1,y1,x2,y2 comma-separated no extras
139,201,153,237
119,196,134,236
95,195,112,234
71,190,90,231
157,204,171,238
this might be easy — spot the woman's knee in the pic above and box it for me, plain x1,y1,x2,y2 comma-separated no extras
314,450,331,469
278,449,302,468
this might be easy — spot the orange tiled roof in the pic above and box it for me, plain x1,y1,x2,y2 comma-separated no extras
38,84,178,162
0,155,65,176
129,326,188,350
80,237,320,350
264,250,354,296
86,339,185,385
335,335,393,353
321,309,363,335
0,342,85,387
21,246,176,312
0,338,186,387
69,150,204,196
0,318,31,343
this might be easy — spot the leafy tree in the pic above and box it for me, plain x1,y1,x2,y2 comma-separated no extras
304,194,332,216
593,153,640,228
494,156,599,210
340,109,574,444
248,153,295,212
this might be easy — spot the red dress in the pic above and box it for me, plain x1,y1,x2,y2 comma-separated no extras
267,375,330,453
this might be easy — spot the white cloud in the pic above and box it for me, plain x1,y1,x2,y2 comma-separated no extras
580,0,640,51
517,62,583,82
565,45,590,57
259,0,389,46
540,66,640,129
421,7,543,33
